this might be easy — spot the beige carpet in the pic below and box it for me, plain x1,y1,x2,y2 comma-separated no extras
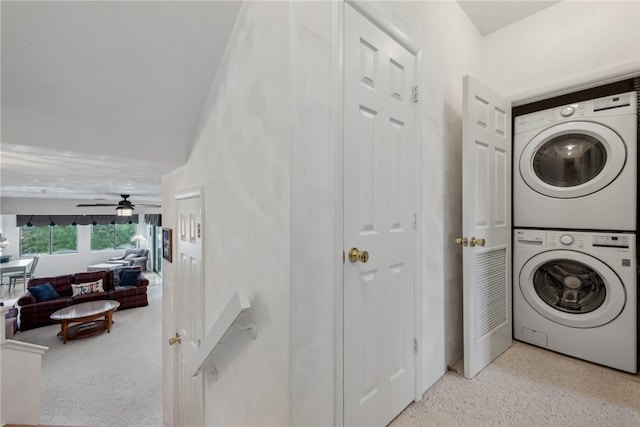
390,341,640,427
13,285,162,427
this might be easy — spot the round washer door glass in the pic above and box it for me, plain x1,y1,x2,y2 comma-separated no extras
532,134,607,187
519,250,626,328
533,259,606,313
519,121,626,199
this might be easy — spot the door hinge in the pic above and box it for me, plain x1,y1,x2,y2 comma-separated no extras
413,212,419,229
412,86,419,103
343,250,345,264
414,337,419,353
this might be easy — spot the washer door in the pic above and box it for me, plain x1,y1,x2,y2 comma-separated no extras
519,121,626,198
519,250,626,328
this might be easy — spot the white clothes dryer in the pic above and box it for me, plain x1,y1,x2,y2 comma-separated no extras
513,229,637,373
514,92,637,231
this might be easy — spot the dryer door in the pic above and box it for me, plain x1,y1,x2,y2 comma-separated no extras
519,250,626,328
519,121,626,198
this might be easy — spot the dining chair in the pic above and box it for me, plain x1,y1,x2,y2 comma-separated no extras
7,255,40,292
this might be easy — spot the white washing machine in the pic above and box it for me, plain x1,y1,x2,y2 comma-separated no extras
513,229,637,373
514,92,637,231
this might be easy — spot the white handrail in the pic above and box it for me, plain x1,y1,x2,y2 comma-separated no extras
188,290,256,378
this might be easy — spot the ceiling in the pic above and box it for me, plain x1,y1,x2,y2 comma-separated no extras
1,1,560,209
1,0,242,206
458,1,561,36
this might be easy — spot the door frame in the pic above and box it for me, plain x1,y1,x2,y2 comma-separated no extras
153,225,162,275
334,2,423,425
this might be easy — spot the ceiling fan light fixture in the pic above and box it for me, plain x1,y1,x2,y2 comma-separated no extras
116,206,134,216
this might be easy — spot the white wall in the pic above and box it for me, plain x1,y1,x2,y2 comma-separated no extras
289,2,338,425
162,2,291,426
484,1,640,102
161,1,484,425
164,1,639,426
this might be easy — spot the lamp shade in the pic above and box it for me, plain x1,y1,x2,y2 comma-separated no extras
131,234,146,249
130,234,147,243
0,233,8,252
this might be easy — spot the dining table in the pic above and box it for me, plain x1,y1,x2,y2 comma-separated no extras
0,258,34,292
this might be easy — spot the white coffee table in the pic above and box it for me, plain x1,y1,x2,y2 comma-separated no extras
87,263,119,271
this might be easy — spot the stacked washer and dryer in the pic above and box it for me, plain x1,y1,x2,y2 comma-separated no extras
513,91,638,373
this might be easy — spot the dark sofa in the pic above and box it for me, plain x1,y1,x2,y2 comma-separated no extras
16,267,149,331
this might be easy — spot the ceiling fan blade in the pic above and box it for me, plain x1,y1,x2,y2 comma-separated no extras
76,195,160,209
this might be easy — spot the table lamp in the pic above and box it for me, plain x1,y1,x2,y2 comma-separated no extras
0,233,8,254
130,234,147,249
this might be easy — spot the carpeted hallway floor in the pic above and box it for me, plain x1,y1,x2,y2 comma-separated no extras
13,284,162,427
390,340,640,427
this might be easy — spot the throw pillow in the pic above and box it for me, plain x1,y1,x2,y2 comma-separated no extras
71,279,105,297
124,254,138,261
28,283,61,302
113,269,122,287
120,270,140,287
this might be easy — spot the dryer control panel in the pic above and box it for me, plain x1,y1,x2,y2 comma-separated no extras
514,229,633,253
514,91,637,134
592,234,630,248
593,93,632,112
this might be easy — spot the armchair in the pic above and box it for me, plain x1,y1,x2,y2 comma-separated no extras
107,248,149,271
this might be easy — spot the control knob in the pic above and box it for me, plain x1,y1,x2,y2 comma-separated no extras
559,234,574,245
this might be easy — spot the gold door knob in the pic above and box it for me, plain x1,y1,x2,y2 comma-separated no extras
348,247,369,263
455,237,468,247
470,237,486,247
168,333,182,346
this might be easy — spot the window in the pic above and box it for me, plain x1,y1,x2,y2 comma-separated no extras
20,225,78,256
91,224,137,251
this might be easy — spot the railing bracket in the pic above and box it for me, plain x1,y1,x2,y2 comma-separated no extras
237,322,257,339
207,365,218,381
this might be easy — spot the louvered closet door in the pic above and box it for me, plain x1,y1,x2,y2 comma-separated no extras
461,76,512,379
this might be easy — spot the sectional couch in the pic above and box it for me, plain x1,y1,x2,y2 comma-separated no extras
16,267,149,331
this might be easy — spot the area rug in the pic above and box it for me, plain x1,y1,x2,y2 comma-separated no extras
13,286,163,427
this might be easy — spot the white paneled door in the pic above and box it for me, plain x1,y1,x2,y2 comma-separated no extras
344,4,417,426
173,194,204,426
460,76,512,379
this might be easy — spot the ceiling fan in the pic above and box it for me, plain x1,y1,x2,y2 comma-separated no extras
76,194,161,216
